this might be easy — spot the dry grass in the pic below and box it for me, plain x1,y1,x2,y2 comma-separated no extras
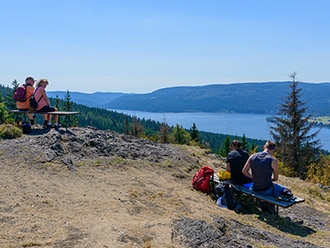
0,144,329,247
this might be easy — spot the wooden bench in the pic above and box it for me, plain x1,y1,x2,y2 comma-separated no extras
212,173,304,215
10,110,80,128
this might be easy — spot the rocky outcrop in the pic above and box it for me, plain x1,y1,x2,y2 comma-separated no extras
0,126,188,168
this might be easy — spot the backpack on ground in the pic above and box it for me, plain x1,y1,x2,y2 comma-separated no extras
192,166,214,193
22,122,31,134
216,181,241,210
13,85,28,102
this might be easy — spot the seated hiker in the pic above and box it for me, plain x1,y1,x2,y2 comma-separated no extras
242,140,291,197
16,76,35,124
34,79,59,129
226,140,252,186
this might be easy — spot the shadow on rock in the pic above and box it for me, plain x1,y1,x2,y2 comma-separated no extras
257,212,316,237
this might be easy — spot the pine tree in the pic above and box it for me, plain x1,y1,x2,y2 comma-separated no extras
55,94,61,124
249,140,258,155
4,80,19,110
173,124,190,144
270,72,320,178
63,90,78,127
124,115,129,135
55,94,61,110
241,133,249,152
219,135,231,157
190,122,200,142
0,89,3,102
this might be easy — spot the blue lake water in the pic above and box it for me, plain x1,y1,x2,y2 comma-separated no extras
110,109,330,151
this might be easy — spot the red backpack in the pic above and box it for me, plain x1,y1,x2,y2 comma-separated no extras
192,166,214,193
13,84,28,102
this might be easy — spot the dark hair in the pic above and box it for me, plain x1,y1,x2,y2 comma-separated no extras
25,76,35,83
231,140,241,148
265,141,276,150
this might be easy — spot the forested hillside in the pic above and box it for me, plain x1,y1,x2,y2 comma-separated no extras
47,91,129,108
105,82,330,115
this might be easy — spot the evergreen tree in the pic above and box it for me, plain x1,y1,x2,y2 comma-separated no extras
270,72,320,178
173,124,190,144
241,133,249,152
219,135,231,157
249,140,257,155
0,89,3,102
55,94,61,124
4,80,19,110
124,115,129,135
63,90,78,127
190,122,200,142
55,94,61,110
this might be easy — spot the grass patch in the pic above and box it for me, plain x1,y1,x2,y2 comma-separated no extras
0,124,22,139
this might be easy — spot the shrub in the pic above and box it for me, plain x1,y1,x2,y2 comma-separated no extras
0,102,13,124
0,124,22,139
306,154,330,186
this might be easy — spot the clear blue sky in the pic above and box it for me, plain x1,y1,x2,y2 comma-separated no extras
1,0,329,93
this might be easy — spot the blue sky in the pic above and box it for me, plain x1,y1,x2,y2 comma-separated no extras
0,0,329,93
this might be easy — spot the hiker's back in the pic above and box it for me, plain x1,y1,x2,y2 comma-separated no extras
227,149,251,185
34,87,47,111
250,152,273,190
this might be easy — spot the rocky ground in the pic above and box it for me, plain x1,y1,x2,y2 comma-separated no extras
0,126,329,247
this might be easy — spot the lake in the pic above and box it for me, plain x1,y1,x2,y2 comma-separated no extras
110,109,330,151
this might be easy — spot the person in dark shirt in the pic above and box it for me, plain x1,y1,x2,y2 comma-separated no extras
226,140,252,185
242,141,291,196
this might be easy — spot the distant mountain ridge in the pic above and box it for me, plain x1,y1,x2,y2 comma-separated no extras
46,91,131,108
48,82,330,115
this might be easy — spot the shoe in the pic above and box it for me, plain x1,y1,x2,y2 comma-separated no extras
42,121,48,129
54,124,61,129
30,119,35,125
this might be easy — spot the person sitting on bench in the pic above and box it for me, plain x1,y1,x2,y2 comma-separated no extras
242,141,291,196
226,140,252,186
17,76,35,125
34,79,59,129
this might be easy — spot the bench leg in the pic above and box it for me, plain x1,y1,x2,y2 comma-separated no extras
276,205,279,216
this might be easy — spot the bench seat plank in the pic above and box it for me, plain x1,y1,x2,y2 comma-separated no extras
212,173,304,208
234,185,304,208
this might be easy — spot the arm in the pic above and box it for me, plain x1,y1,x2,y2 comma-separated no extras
226,163,231,172
42,90,50,106
242,156,253,179
271,158,279,181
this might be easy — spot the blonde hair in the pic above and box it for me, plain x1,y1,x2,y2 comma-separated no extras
36,79,49,87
